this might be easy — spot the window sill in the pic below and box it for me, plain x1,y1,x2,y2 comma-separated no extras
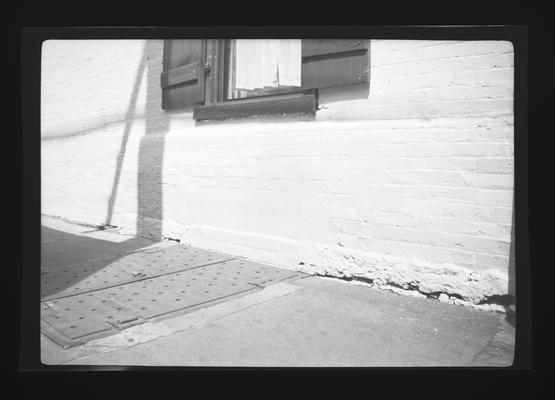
193,90,318,121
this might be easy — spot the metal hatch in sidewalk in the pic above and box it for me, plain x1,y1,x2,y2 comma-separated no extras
41,245,234,300
41,252,307,348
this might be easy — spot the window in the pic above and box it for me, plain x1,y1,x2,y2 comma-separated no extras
226,40,303,100
160,39,369,120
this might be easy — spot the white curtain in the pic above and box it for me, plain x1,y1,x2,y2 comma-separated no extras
234,39,302,91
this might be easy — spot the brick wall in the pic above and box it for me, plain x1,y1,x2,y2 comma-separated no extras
41,39,515,307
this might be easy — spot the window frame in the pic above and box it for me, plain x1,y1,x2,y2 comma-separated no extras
203,39,311,104
194,39,317,121
161,39,370,120
222,39,308,101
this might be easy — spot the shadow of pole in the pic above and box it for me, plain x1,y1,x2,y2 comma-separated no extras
103,40,170,241
104,43,149,227
136,41,170,240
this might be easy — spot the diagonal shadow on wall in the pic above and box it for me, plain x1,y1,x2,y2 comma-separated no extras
136,40,171,239
42,41,171,298
105,40,170,239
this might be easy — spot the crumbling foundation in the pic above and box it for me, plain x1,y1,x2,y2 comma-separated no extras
297,245,512,313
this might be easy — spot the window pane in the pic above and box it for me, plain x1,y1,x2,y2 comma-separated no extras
227,39,302,100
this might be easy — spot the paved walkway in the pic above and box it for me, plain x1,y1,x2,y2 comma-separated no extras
40,216,515,367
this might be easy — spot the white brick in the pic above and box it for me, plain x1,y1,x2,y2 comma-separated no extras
475,158,514,174
425,158,475,171
476,253,511,271
426,186,476,203
462,173,514,190
360,210,414,227
449,143,514,157
402,143,453,157
472,189,513,207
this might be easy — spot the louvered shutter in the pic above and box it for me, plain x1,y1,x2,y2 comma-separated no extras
301,39,369,89
161,40,206,110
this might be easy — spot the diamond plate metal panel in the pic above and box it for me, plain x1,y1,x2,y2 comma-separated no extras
41,245,235,300
41,254,307,347
41,292,136,340
218,258,307,287
101,263,257,319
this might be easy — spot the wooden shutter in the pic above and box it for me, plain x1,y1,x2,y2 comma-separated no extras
301,40,369,89
161,40,206,110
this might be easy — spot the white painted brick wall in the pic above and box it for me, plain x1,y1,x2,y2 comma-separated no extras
41,39,515,303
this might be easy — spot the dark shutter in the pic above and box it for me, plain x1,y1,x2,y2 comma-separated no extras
161,40,206,110
301,40,369,90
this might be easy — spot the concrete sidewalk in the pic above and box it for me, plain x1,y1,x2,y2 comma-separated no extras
40,216,515,367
